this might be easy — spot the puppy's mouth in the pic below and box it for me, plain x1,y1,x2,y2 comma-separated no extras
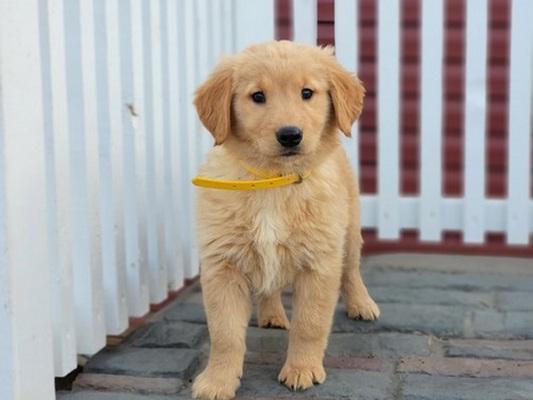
279,146,302,157
280,150,300,157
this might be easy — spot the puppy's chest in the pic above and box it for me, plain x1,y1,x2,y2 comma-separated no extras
240,192,331,267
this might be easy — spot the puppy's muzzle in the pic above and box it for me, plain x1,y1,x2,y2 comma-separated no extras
276,126,302,148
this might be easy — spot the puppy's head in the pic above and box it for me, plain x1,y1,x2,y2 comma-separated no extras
194,41,364,170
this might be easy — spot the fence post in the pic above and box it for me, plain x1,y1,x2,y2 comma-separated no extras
119,0,149,316
419,0,444,241
64,0,107,354
376,0,401,239
293,0,317,45
335,0,360,175
0,0,55,398
234,0,274,52
463,0,488,244
166,0,185,291
506,0,533,245
40,0,78,376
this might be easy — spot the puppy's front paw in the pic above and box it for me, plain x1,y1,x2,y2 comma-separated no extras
346,294,380,321
278,362,326,391
192,368,240,400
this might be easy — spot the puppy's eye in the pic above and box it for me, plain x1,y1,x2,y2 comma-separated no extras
251,91,266,104
301,88,313,100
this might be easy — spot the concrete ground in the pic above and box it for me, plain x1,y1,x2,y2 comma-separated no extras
57,253,533,400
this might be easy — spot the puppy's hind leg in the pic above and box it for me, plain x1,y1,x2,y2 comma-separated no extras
192,263,251,400
257,290,289,330
341,220,380,321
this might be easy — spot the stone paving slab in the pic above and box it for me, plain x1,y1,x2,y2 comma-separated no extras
397,356,533,378
445,338,533,360
84,347,200,379
495,291,533,311
188,364,395,400
332,303,466,336
127,321,208,349
73,373,183,395
363,270,533,292
57,391,187,400
401,374,533,400
369,286,494,308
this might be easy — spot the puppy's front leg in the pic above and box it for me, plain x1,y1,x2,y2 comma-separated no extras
279,266,341,391
192,263,251,400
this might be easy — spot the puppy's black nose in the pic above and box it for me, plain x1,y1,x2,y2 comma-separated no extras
276,126,302,148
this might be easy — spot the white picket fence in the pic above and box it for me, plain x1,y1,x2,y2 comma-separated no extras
0,0,532,398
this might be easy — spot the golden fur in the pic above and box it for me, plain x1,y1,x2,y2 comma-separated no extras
191,41,380,400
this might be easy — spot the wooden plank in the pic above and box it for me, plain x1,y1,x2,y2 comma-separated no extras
65,0,106,354
105,0,130,332
90,0,127,335
181,0,200,277
334,0,360,175
130,0,151,306
39,0,77,376
211,0,223,63
195,0,212,157
506,0,533,245
419,0,444,241
463,0,488,244
118,0,149,317
159,0,181,291
166,0,184,290
376,0,400,239
361,195,533,234
234,0,274,52
293,0,317,45
224,0,236,54
142,0,166,302
0,0,55,397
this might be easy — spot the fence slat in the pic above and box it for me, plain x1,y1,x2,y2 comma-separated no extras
195,0,212,160
506,0,533,245
143,0,167,303
463,0,488,244
293,0,317,45
119,0,149,317
158,0,181,291
0,1,55,397
181,0,200,278
66,0,106,354
40,0,77,376
91,0,127,335
234,0,274,52
334,0,360,175
130,0,152,307
166,0,185,290
376,0,400,239
140,0,166,302
223,0,235,54
105,0,130,332
211,0,223,64
419,0,444,241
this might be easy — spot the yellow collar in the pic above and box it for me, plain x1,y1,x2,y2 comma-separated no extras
192,162,311,191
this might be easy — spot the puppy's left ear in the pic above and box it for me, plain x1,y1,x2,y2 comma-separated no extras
194,59,233,145
329,66,365,137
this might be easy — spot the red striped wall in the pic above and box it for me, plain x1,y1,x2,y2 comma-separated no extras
275,0,533,257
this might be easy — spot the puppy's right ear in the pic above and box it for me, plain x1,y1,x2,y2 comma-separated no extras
194,60,233,145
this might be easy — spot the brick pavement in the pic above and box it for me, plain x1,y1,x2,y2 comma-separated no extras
57,254,533,400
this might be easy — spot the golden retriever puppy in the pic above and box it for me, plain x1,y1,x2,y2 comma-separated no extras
191,41,379,400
